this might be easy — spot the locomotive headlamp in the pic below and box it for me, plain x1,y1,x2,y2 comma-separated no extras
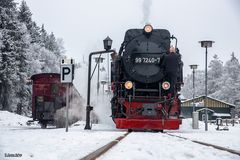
162,81,170,90
125,81,133,90
144,24,153,33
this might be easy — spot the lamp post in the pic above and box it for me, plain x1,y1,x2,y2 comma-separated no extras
189,64,198,112
85,36,115,130
199,40,214,131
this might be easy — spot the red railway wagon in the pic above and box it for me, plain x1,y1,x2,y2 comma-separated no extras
31,73,66,128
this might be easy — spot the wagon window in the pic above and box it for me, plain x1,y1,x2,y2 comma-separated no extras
36,96,44,102
55,96,64,109
36,96,44,111
51,84,59,94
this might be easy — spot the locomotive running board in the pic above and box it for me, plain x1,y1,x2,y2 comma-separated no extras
114,118,181,130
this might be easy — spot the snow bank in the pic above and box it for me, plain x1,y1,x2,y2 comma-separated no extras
0,111,32,127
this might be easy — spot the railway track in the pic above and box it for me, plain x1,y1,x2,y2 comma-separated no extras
79,132,131,160
80,131,240,160
164,132,240,156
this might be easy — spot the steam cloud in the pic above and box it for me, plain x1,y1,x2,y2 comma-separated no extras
142,0,152,24
54,87,85,128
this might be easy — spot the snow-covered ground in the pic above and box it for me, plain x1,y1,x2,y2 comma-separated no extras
98,119,240,160
0,111,125,160
168,118,240,151
0,111,240,160
98,132,239,160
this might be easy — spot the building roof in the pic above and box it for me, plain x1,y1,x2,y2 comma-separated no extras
182,95,235,108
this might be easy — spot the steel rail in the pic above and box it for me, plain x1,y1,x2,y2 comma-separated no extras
165,132,240,156
79,132,130,160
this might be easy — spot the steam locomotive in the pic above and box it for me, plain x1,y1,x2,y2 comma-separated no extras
111,25,183,131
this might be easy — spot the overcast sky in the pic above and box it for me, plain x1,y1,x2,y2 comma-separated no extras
16,0,240,75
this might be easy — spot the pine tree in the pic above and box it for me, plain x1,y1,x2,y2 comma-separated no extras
0,0,30,114
215,53,240,103
18,1,32,29
182,53,240,104
18,1,41,44
0,0,20,111
0,0,65,115
40,24,47,46
45,32,58,53
29,22,41,43
15,26,31,115
181,70,205,99
0,0,16,9
208,54,223,95
225,53,240,80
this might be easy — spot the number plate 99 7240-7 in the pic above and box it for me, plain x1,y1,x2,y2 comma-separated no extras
135,57,160,64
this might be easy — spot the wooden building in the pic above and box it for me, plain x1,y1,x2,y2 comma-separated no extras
181,96,235,120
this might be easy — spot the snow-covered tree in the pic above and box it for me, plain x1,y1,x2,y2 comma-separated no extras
0,0,65,116
40,24,48,47
212,53,240,103
208,54,224,95
182,53,240,104
0,0,29,113
181,70,205,99
18,1,41,44
18,1,32,29
0,0,16,8
224,53,240,81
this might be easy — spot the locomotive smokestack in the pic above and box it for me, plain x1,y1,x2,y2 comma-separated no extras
142,0,152,24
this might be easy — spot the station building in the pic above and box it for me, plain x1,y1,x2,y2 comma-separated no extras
181,96,235,120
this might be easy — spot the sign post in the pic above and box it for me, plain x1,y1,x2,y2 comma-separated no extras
61,59,74,132
65,83,69,132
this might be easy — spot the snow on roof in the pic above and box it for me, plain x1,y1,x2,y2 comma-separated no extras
212,113,231,117
182,95,235,108
30,73,60,80
196,108,214,113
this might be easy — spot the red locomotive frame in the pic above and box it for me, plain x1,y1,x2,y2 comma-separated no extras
114,98,182,130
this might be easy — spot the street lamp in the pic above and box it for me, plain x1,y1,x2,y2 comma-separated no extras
199,40,214,131
189,64,198,112
103,36,113,51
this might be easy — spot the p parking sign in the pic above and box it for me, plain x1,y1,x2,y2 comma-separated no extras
61,59,74,83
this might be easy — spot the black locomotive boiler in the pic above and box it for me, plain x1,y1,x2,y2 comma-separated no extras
111,25,183,130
